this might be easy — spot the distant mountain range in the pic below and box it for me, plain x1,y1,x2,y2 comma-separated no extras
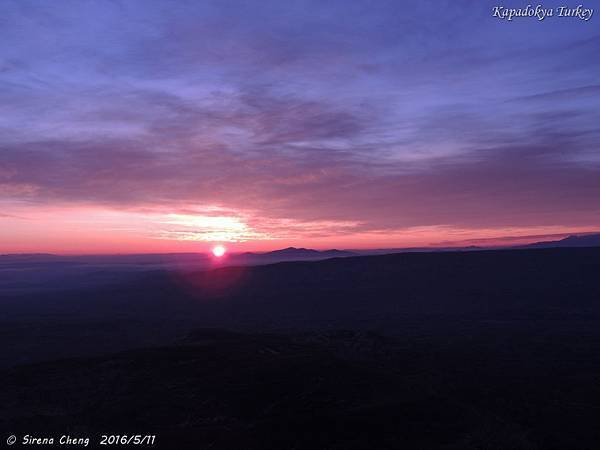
351,245,483,255
237,247,356,263
3,234,599,268
518,233,600,249
355,233,600,254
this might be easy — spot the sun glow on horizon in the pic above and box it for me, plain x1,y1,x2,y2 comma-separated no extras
212,245,226,257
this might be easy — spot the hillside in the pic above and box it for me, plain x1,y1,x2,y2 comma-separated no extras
2,247,600,367
3,248,600,449
520,233,600,249
3,326,600,449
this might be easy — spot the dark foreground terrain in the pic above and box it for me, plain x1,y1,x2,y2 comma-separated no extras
3,327,600,450
2,248,600,448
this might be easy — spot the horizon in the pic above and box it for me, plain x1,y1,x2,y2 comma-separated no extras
2,230,599,256
1,1,599,253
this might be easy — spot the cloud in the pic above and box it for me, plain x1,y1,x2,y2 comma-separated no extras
1,1,600,250
509,84,600,102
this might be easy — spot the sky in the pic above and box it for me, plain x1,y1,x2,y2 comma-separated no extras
1,0,599,253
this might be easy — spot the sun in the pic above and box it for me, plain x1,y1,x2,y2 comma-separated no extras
212,245,226,257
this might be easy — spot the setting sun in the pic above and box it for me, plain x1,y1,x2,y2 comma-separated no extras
212,245,226,257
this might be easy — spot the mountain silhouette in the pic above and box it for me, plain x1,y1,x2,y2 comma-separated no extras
520,233,600,249
238,247,356,262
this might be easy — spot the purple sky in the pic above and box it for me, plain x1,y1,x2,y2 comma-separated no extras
1,0,599,253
